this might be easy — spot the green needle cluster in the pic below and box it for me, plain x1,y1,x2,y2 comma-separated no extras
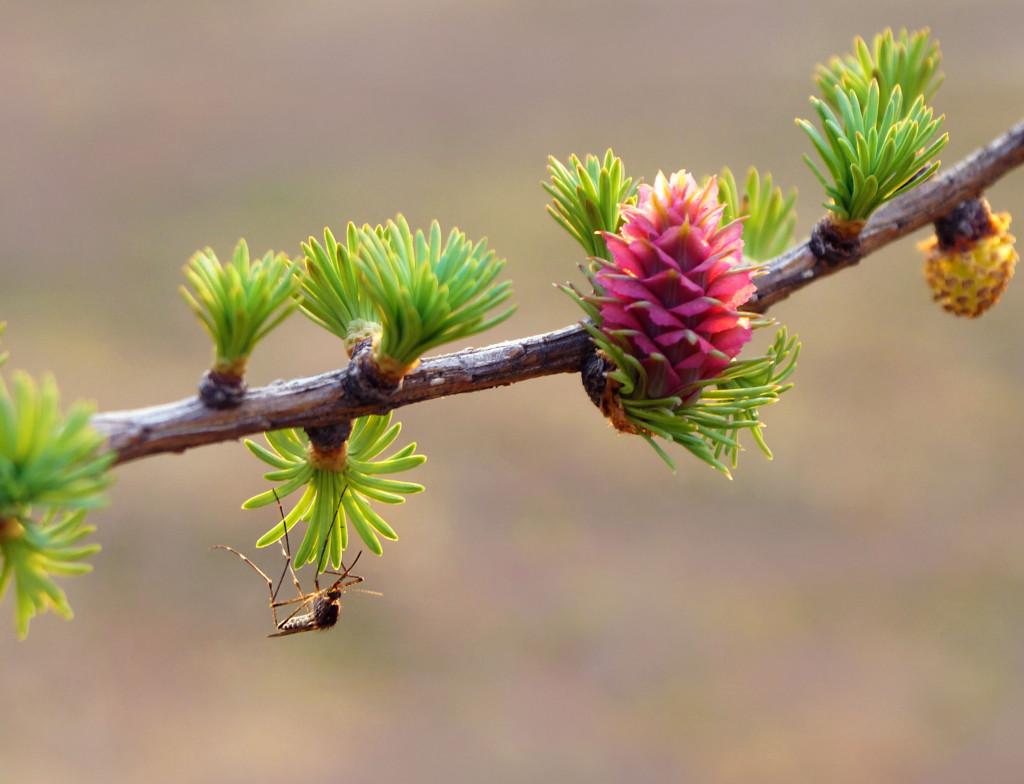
0,373,113,516
355,216,515,375
545,149,638,263
243,414,426,569
718,167,798,262
1,510,100,639
0,371,113,637
797,81,947,224
299,225,381,355
301,216,515,379
816,28,943,121
180,240,299,376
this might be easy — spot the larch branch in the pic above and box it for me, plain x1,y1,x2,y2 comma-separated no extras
92,120,1024,465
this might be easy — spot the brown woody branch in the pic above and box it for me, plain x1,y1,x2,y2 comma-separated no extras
93,120,1024,465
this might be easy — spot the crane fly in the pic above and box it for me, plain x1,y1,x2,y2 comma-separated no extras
214,486,377,637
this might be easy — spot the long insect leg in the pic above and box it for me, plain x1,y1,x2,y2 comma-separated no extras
212,545,274,586
213,544,282,627
324,551,369,597
330,550,363,579
343,549,362,577
314,484,351,591
322,573,365,586
272,489,304,601
271,594,317,608
271,551,291,604
314,529,331,592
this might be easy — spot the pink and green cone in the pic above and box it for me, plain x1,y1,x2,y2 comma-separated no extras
596,170,756,401
550,153,799,474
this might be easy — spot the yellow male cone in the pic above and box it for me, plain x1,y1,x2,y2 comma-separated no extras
920,198,1017,318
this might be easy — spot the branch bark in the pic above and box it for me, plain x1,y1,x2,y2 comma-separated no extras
93,120,1024,464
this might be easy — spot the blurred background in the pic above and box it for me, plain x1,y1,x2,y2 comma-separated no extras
2,2,1023,782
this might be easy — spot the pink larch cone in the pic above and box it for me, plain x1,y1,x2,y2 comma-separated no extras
597,170,756,401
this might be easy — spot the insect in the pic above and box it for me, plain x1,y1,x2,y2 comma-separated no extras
214,488,375,637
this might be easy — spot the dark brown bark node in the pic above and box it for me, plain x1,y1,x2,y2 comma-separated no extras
933,197,995,251
809,218,863,268
198,369,247,409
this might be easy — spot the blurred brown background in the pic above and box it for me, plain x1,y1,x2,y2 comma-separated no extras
2,1,1023,782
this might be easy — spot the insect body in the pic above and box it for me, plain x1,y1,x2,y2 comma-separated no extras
272,592,341,637
214,488,374,637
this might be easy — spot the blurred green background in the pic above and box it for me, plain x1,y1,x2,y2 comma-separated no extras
2,2,1023,782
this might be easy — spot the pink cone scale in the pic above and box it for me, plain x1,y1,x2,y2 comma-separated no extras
596,171,756,401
